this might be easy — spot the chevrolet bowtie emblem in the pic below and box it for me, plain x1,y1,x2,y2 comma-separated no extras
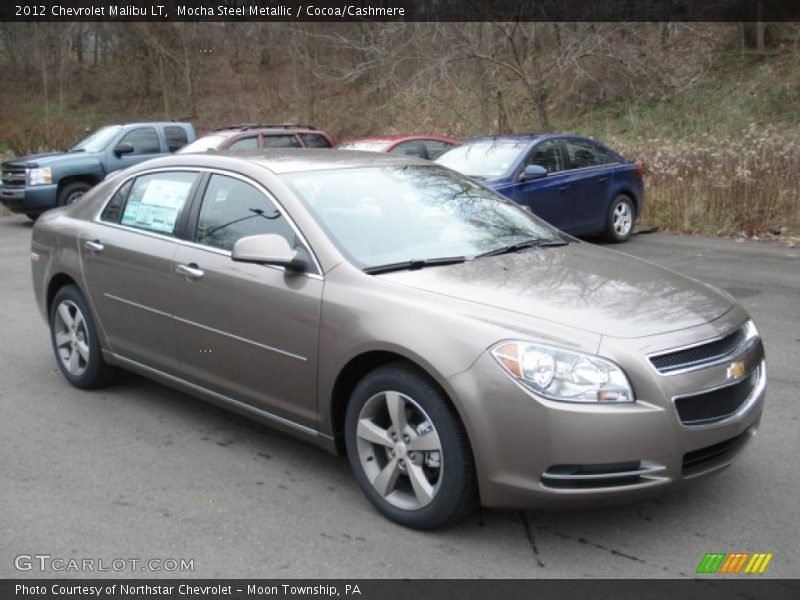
726,362,746,380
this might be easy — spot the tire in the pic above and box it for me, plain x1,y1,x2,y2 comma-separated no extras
603,194,635,243
26,213,40,222
50,284,115,389
344,363,477,530
57,181,92,207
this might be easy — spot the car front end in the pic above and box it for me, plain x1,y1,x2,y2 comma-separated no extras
0,160,58,214
445,306,765,510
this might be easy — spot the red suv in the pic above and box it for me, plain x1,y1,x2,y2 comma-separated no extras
179,124,336,153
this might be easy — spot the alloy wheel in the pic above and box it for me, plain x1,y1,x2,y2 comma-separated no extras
53,300,90,377
355,391,444,510
613,201,633,236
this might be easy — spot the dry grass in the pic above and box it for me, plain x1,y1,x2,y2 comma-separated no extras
608,125,800,237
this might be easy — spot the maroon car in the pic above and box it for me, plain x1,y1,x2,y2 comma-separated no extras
179,124,336,153
336,135,457,160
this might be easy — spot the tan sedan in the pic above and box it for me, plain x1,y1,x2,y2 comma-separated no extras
31,150,766,529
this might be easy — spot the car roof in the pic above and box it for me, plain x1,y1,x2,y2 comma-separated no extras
339,135,457,145
139,148,431,175
462,133,601,144
110,122,192,127
209,124,325,136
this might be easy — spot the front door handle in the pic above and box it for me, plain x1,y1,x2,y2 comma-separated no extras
176,263,205,279
84,240,104,252
558,185,570,191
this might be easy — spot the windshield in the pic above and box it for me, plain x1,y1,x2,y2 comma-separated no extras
178,135,228,153
336,141,390,152
436,141,529,179
70,126,123,153
282,165,561,269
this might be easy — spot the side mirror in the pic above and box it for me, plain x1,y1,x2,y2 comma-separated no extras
519,164,548,181
113,142,135,157
231,234,307,273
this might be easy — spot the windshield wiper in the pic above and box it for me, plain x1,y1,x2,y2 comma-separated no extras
363,256,467,275
475,238,569,259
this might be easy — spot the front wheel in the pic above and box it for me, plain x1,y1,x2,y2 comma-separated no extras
604,194,635,243
344,364,477,530
57,181,92,207
50,284,115,389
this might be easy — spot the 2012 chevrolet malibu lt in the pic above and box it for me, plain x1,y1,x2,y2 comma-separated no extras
31,150,766,530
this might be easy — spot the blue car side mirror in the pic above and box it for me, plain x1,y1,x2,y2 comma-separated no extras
519,164,548,181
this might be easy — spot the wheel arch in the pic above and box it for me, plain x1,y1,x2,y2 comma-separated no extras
46,272,81,318
329,350,476,461
613,187,639,217
57,175,99,198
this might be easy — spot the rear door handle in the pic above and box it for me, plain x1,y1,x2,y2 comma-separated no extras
84,240,104,252
597,176,609,182
558,185,570,191
176,263,205,279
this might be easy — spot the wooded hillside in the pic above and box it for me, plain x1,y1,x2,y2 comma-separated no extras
1,22,799,236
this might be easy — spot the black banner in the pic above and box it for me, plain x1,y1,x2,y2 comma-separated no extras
3,580,800,600
3,0,800,23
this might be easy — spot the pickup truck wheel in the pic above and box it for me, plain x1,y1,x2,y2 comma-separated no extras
57,182,92,207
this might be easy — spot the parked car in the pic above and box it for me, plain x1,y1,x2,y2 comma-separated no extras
436,134,645,242
31,150,764,530
336,135,457,160
179,124,335,153
1,122,195,220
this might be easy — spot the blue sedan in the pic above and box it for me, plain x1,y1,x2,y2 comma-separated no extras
436,134,645,242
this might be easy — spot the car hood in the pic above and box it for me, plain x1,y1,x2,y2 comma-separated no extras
2,151,99,169
376,243,734,339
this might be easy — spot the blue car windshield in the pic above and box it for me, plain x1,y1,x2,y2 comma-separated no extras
70,126,123,153
436,141,528,179
283,164,561,269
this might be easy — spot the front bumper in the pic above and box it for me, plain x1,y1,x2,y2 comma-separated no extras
447,313,765,510
0,184,58,214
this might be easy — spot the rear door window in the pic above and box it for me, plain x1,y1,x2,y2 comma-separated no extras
119,172,198,235
227,136,259,151
299,133,331,148
164,126,189,152
264,135,301,148
564,138,613,169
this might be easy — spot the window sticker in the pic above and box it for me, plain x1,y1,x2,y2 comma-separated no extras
122,178,192,233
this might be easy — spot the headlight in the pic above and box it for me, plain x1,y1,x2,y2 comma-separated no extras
491,341,634,403
28,167,53,186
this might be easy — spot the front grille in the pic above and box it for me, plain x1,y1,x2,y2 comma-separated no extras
1,167,26,188
682,430,751,474
674,368,759,426
650,327,748,374
541,461,666,489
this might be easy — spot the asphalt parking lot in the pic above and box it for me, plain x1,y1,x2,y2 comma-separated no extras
1,214,798,579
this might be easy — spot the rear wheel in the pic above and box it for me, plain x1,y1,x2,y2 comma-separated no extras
604,194,635,243
50,284,115,389
344,363,477,529
57,181,92,207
